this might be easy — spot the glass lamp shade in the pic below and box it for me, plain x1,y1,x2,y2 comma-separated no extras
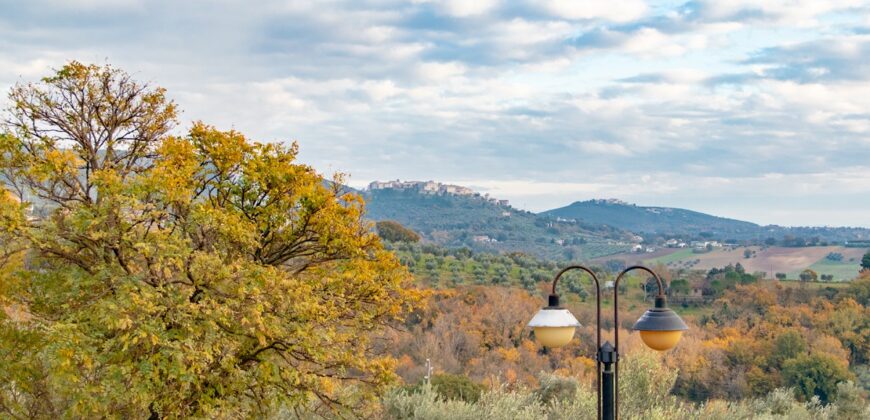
633,306,688,351
639,330,684,351
527,307,580,348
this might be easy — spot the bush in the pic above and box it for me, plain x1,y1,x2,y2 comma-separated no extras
380,352,868,420
534,373,578,404
428,374,485,403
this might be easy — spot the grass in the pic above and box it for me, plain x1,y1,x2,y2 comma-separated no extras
776,279,851,289
805,258,862,281
645,248,696,265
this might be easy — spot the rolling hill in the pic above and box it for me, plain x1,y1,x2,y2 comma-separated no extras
541,199,760,238
361,186,632,260
357,181,870,271
541,199,870,244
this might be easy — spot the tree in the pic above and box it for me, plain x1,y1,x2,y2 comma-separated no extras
782,353,852,403
799,269,818,283
845,271,870,306
775,272,787,280
603,259,626,273
771,330,807,367
376,220,421,243
0,62,418,418
862,250,870,272
669,279,690,296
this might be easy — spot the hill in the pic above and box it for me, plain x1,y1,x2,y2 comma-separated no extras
542,199,870,244
361,182,632,260
359,181,870,261
542,199,760,239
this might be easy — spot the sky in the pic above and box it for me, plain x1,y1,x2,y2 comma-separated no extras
1,0,870,227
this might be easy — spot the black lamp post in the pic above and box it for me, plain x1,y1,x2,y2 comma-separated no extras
526,265,688,420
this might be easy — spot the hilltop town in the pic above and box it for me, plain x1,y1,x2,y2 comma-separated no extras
368,180,510,206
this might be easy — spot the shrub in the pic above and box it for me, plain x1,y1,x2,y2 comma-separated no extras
422,374,485,403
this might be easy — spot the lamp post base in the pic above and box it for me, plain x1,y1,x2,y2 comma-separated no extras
598,342,617,420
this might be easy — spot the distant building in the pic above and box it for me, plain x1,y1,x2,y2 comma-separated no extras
422,181,439,194
368,180,480,198
472,235,497,243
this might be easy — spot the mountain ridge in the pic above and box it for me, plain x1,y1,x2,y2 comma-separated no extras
359,180,870,248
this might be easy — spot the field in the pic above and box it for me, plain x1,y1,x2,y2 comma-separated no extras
594,246,866,281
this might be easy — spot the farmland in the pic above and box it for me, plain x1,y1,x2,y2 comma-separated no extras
596,246,867,281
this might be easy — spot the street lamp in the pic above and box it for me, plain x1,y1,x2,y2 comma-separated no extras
526,265,688,420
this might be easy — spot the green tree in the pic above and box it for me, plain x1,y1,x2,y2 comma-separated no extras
0,62,418,418
376,220,421,243
782,353,852,403
669,279,690,295
862,250,870,272
771,330,807,367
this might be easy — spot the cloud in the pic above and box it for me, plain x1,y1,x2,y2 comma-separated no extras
1,0,870,226
540,0,647,22
577,141,633,156
743,35,870,82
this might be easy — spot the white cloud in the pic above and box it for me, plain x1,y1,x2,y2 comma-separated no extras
416,61,466,81
694,0,866,26
2,0,870,226
541,0,647,22
577,141,632,156
417,0,500,17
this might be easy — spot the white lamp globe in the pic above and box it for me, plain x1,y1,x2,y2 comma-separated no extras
527,306,581,348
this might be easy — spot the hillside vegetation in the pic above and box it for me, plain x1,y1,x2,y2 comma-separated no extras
364,189,631,260
544,199,759,238
543,199,870,243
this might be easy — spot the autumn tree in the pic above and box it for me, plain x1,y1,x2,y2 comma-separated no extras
376,220,421,243
0,62,417,418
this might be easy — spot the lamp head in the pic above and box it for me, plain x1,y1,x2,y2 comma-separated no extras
527,294,580,348
633,296,688,351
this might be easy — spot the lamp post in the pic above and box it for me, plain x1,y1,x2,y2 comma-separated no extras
526,265,688,420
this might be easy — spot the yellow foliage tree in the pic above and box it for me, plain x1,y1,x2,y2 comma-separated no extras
0,62,418,418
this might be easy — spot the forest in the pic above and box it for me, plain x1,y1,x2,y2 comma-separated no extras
0,62,868,419
384,240,870,407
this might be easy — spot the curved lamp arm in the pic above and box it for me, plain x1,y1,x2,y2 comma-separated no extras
611,265,666,418
549,265,602,349
549,265,604,419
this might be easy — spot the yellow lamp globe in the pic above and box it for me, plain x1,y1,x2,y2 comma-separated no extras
633,297,688,351
639,330,684,351
527,299,581,348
